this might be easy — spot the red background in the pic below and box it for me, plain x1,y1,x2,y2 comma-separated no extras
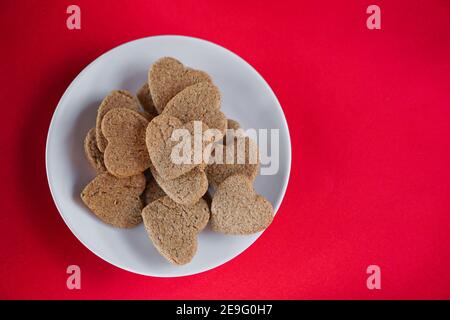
1,0,449,299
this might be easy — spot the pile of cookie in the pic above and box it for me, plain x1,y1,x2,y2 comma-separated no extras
81,57,274,265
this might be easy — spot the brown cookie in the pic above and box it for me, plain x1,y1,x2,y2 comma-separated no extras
142,196,210,265
142,175,166,206
162,82,226,135
227,119,241,131
206,136,259,188
81,172,146,228
211,175,273,234
150,164,208,206
146,114,212,180
95,90,140,152
102,108,151,177
137,83,158,116
84,127,106,172
148,57,212,113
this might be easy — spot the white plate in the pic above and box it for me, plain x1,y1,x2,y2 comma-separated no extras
46,35,291,277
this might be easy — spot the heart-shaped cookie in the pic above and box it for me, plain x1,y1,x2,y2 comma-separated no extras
211,175,273,234
146,114,212,180
81,172,146,228
162,82,227,135
142,196,210,265
148,57,212,113
137,83,158,116
84,127,106,172
206,136,259,188
95,90,140,152
150,164,208,206
102,108,151,177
